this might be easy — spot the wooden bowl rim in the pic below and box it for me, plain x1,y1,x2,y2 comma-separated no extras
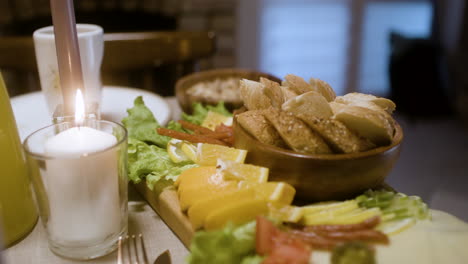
234,116,404,161
175,68,282,112
175,68,281,97
176,68,281,87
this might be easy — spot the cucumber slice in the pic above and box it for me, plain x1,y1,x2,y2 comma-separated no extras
356,190,430,223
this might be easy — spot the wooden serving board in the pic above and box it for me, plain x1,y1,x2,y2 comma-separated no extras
133,182,194,248
133,182,396,249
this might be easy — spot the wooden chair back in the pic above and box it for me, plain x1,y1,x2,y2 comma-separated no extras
0,31,216,96
0,0,177,36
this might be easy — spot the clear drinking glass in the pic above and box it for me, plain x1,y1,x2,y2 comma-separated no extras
23,120,128,260
33,24,104,117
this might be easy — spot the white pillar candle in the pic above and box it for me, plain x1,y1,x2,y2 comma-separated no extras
44,126,121,243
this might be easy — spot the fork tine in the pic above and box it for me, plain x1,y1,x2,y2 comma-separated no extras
125,235,133,264
117,234,148,264
131,235,139,264
117,236,124,264
139,234,149,264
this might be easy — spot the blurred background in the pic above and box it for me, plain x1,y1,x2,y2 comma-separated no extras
0,0,467,219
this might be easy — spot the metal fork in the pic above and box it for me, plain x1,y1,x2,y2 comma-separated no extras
117,234,149,264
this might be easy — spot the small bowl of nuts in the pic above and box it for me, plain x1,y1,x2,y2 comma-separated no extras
175,68,281,113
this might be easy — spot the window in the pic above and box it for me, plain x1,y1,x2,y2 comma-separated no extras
259,0,349,95
359,1,433,95
237,0,433,96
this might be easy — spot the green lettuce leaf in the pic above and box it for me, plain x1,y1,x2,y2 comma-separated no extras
187,221,260,264
127,137,197,190
123,98,232,189
182,102,232,125
122,96,171,148
240,255,264,264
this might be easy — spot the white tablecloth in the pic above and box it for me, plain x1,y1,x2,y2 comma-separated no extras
3,93,187,264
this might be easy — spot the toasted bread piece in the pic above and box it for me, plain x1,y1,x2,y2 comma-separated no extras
260,77,284,109
261,77,298,109
333,105,394,146
336,92,396,114
282,91,333,119
236,110,287,148
264,108,332,154
297,116,375,153
329,101,348,115
282,74,314,94
333,98,396,134
239,79,272,110
336,99,386,113
281,86,298,101
309,78,336,102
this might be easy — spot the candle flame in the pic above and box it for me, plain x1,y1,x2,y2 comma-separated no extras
75,89,85,126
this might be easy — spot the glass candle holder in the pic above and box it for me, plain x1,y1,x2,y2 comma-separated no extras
23,120,128,260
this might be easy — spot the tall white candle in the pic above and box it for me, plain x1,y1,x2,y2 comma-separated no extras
44,127,121,243
43,90,121,244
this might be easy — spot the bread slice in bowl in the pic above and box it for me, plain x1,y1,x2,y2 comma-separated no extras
335,92,396,114
236,110,287,148
333,105,394,146
282,91,333,119
295,116,375,154
309,77,336,102
239,79,272,110
264,108,332,154
282,74,314,95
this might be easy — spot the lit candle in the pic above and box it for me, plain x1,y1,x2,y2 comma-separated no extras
43,90,121,243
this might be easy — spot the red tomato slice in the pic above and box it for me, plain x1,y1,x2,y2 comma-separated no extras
256,216,278,255
256,216,311,264
269,243,310,264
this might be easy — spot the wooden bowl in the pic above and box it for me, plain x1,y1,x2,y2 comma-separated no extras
233,117,404,202
175,68,281,113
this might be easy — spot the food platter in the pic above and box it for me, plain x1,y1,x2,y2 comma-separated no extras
132,182,397,249
125,73,468,263
131,148,468,264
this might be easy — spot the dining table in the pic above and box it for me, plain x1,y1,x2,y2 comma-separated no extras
4,85,468,264
3,87,189,264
